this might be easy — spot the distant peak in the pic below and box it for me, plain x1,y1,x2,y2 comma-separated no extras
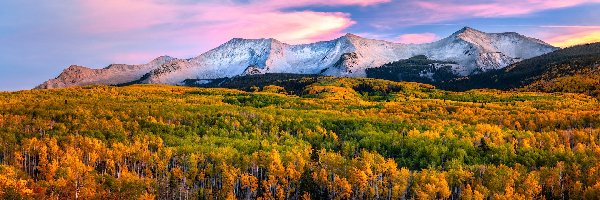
156,55,173,59
153,55,173,61
270,38,283,44
227,37,278,42
149,55,175,64
340,33,368,43
461,26,475,31
454,26,484,35
225,38,250,44
342,33,364,39
64,65,91,72
450,27,488,40
66,65,86,70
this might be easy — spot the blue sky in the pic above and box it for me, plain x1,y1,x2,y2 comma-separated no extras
1,0,599,91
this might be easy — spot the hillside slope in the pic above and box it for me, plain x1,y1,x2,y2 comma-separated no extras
443,42,600,97
365,55,460,84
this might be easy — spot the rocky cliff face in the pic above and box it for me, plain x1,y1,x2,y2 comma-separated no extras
37,27,558,89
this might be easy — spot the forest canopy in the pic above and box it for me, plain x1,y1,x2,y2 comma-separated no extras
1,78,600,199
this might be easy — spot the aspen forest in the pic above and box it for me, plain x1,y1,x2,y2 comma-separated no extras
1,77,600,199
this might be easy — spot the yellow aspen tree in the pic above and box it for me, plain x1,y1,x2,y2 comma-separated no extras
0,165,35,198
240,173,258,199
412,169,451,200
519,172,542,199
220,163,240,199
333,175,352,199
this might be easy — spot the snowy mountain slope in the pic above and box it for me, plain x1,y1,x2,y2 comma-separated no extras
416,27,558,75
142,35,358,84
37,27,558,89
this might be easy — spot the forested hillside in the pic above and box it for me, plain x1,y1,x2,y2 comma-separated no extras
366,55,460,84
1,78,600,199
443,43,600,97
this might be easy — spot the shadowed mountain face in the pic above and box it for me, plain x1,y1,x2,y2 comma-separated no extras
37,27,557,89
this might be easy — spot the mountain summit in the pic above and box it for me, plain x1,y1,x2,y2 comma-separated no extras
37,27,558,89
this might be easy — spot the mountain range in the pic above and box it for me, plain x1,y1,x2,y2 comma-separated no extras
37,27,558,89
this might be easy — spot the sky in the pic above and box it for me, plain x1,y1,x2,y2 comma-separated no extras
1,0,600,91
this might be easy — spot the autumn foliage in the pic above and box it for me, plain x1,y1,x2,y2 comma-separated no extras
0,78,599,199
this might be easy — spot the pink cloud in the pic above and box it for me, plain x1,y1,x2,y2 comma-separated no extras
61,0,371,64
265,0,391,7
396,33,438,44
412,0,600,22
73,0,378,46
194,11,356,45
538,27,600,47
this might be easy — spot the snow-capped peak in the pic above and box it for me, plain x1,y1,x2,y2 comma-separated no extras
151,55,175,64
341,33,365,40
453,26,482,35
